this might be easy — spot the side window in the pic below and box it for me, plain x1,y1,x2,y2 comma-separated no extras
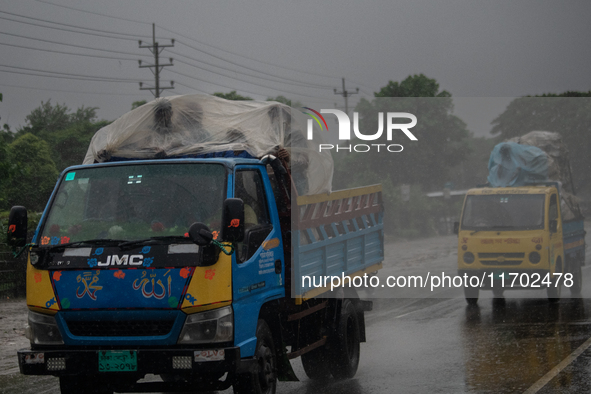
235,170,272,262
549,194,558,221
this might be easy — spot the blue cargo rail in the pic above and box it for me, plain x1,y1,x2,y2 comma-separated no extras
292,184,384,301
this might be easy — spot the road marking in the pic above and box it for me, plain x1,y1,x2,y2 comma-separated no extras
523,335,591,394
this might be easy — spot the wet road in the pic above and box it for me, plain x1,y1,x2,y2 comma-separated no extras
3,235,591,393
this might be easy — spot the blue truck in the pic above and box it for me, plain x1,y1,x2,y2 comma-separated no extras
8,96,384,394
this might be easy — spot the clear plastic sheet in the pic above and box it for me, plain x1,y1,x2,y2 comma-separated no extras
83,94,333,195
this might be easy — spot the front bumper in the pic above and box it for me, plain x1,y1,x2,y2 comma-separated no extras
18,346,256,391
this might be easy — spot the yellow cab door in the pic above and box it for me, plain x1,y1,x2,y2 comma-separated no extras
547,192,564,275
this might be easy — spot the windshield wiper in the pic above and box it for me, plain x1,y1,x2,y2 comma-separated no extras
40,239,123,250
470,225,516,235
118,236,192,249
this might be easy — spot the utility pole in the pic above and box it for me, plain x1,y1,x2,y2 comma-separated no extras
138,23,174,98
334,77,359,147
333,77,359,116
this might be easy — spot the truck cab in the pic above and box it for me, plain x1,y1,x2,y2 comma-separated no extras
456,185,583,303
12,158,287,392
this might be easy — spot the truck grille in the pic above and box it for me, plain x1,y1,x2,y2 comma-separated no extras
66,320,175,337
478,252,525,266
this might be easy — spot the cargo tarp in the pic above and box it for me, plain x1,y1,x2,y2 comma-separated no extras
83,94,333,195
487,142,548,188
488,132,582,220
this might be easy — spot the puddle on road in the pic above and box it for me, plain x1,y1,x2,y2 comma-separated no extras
461,298,591,393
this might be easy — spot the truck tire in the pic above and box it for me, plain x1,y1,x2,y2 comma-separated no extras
547,259,562,303
328,299,360,379
233,320,277,394
570,260,582,295
60,377,113,394
464,286,479,305
301,347,332,380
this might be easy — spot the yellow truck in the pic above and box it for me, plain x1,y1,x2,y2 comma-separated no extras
455,185,585,303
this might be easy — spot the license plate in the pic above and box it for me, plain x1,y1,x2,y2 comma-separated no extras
98,350,137,372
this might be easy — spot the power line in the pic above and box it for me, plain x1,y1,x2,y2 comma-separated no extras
0,30,150,57
0,10,147,41
0,82,146,96
32,0,151,27
168,81,211,96
19,0,374,103
172,56,331,92
0,68,137,82
0,41,139,61
0,64,141,82
31,0,347,87
168,68,331,105
176,39,335,90
168,67,327,100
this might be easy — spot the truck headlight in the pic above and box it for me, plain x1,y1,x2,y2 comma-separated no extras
178,306,233,344
463,252,475,264
27,311,64,345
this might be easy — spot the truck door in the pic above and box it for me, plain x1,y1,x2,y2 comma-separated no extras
548,193,564,273
231,166,285,357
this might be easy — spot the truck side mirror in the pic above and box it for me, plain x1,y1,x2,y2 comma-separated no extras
549,219,558,233
188,222,213,246
453,221,459,235
7,206,27,248
221,198,244,243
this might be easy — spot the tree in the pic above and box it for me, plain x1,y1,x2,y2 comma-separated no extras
15,101,108,172
375,74,451,98
17,100,98,140
213,91,252,101
0,135,10,209
5,133,59,211
334,74,471,191
490,92,591,193
48,120,110,170
132,100,148,110
0,124,14,144
267,95,303,108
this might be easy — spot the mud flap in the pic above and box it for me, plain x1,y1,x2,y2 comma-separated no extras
277,344,299,381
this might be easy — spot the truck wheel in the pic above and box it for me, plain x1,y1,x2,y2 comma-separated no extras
492,288,504,298
60,377,113,394
329,299,360,379
233,320,276,394
301,347,332,380
547,260,562,303
464,286,479,305
570,260,582,295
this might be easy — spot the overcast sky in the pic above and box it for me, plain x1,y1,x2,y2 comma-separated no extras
1,0,590,137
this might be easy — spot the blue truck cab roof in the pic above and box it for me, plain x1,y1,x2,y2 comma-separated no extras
59,157,265,176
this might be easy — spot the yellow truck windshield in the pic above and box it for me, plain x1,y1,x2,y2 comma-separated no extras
39,163,226,245
461,194,545,231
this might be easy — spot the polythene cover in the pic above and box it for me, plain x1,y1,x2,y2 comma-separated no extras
487,141,548,188
488,132,582,220
508,131,575,194
83,94,333,195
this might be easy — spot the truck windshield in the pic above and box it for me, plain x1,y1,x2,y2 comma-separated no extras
38,163,226,245
461,194,546,231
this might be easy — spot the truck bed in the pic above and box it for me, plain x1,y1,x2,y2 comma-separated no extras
292,185,384,301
